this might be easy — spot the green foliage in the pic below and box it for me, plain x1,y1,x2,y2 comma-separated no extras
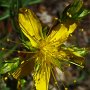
0,57,20,74
61,45,88,57
0,0,10,20
22,0,42,6
61,0,90,21
0,0,10,7
0,0,42,20
0,78,10,90
20,79,26,87
0,9,10,21
0,46,17,60
0,0,90,90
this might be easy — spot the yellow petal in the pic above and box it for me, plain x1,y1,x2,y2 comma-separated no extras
47,23,77,46
12,60,34,79
33,65,50,90
19,8,43,48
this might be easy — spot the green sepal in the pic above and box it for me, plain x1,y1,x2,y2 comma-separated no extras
22,40,37,52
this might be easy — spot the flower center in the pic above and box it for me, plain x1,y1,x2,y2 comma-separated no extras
39,40,58,58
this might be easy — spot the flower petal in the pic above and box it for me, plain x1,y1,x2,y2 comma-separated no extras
19,8,43,48
12,60,34,79
33,65,50,90
47,23,77,46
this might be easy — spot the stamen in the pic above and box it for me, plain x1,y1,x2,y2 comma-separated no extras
6,38,23,45
7,38,10,42
64,59,84,68
67,12,72,18
73,79,77,83
65,87,68,90
68,64,71,67
4,77,8,81
2,48,5,51
18,51,21,53
0,47,36,54
51,67,59,88
47,17,59,36
81,29,84,32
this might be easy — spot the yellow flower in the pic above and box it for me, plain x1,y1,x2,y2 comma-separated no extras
12,8,85,90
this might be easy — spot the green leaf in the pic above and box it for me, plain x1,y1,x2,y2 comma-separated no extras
21,36,37,52
61,45,87,57
0,58,20,74
22,0,42,6
68,0,83,16
0,45,17,60
78,9,90,18
20,79,26,87
28,0,42,5
0,10,9,21
69,47,87,57
42,26,49,38
0,0,10,7
61,0,90,21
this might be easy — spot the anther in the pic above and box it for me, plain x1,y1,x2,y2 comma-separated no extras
21,61,25,64
4,77,8,81
65,87,68,90
68,64,71,67
73,80,77,83
67,12,72,18
54,17,58,20
7,38,10,42
82,66,84,68
18,51,21,53
2,48,5,51
81,29,84,32
55,81,57,85
70,34,72,37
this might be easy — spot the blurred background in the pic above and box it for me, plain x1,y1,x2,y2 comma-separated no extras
0,0,90,90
